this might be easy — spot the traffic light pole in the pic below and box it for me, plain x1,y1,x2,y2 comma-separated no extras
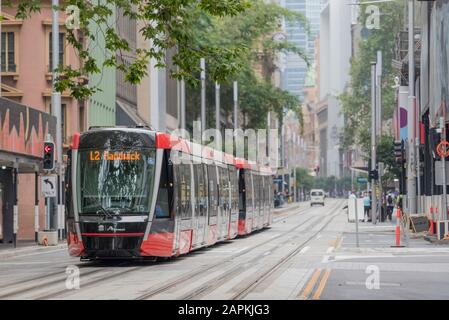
441,116,447,222
371,62,377,224
407,0,417,216
52,0,64,240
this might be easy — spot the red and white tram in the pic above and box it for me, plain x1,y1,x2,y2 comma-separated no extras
65,127,273,259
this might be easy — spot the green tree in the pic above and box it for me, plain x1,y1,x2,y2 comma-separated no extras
376,134,402,187
9,0,251,99
296,167,314,192
10,0,308,121
339,2,404,155
185,0,308,130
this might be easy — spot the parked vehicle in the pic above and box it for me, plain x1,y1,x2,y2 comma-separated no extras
310,189,325,206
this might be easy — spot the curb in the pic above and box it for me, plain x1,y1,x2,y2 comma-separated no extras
423,235,449,246
273,203,303,214
0,243,67,260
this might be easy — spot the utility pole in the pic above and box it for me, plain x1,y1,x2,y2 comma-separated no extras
215,82,220,133
376,51,382,221
371,62,377,225
233,81,238,130
376,51,382,138
180,79,186,133
407,0,417,215
0,0,2,97
52,0,63,239
200,58,206,135
441,116,447,222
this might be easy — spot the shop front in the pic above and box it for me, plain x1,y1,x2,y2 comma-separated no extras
0,98,56,246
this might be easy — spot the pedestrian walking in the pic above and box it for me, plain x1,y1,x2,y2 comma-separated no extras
386,193,394,222
363,193,371,222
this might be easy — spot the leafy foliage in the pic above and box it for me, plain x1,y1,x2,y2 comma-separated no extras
339,2,404,155
9,0,308,125
7,0,252,99
185,0,308,130
295,167,314,192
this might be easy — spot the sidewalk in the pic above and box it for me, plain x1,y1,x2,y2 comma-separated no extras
273,201,308,215
0,241,67,260
339,215,444,251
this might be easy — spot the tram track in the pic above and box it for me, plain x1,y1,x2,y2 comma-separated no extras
0,201,324,300
0,261,137,299
179,200,344,300
38,202,314,300
230,202,344,300
136,200,343,300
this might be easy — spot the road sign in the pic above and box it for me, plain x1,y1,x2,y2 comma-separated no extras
435,161,449,186
41,175,57,198
437,140,449,158
357,177,368,184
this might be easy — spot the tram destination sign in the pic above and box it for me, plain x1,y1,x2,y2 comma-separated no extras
89,150,142,161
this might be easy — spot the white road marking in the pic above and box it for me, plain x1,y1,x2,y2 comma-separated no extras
299,246,310,254
263,251,271,256
344,281,401,287
235,246,248,253
211,246,248,253
326,247,334,254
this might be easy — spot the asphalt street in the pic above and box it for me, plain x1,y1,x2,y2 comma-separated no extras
1,199,448,300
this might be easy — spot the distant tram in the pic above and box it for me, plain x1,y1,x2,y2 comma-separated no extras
65,127,273,259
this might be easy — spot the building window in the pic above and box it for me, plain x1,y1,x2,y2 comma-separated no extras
61,104,67,144
49,103,68,144
49,32,65,72
1,32,16,72
78,103,85,132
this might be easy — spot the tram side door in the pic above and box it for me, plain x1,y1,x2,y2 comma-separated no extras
245,171,254,233
0,183,3,242
207,164,219,244
193,163,207,246
219,166,230,240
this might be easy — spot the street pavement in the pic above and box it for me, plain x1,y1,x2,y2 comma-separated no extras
1,199,448,300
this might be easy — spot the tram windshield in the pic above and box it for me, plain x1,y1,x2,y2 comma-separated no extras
76,148,156,215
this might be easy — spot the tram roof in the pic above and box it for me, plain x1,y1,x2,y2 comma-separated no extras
70,129,272,174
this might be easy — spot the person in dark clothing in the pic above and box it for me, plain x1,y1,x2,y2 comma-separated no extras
386,193,394,221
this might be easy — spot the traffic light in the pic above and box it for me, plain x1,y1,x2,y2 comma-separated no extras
394,140,405,164
369,169,378,181
43,142,55,170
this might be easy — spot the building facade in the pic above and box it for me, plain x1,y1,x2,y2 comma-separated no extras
88,1,116,128
318,0,352,178
281,0,322,100
0,2,84,243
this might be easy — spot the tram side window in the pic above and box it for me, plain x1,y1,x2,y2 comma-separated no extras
239,170,245,213
263,176,267,209
229,166,238,212
155,151,171,219
208,164,218,217
194,163,207,216
178,163,192,220
254,174,259,212
65,149,74,218
219,167,229,209
245,171,253,212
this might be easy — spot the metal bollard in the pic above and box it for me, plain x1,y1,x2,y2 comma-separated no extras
395,207,401,246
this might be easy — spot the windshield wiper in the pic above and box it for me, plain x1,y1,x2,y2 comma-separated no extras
95,205,121,221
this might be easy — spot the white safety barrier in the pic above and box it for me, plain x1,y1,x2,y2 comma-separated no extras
347,198,364,222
